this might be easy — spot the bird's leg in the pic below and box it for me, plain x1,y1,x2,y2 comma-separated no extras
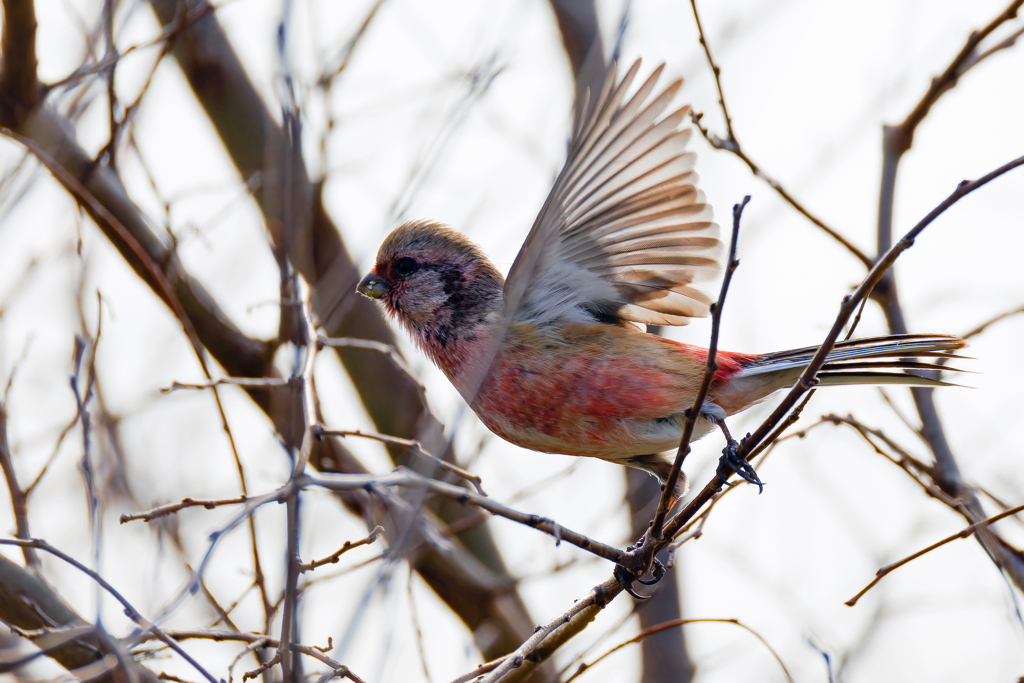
702,403,765,494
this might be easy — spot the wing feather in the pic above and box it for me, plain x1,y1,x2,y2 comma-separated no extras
504,59,721,327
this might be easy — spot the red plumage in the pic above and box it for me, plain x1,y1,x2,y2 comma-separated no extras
357,61,965,498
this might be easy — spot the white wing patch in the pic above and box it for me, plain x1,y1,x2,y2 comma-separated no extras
504,60,723,327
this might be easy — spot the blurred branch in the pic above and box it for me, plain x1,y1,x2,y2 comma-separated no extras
0,553,159,683
883,0,1024,162
847,502,1024,606
0,115,273,377
299,526,383,573
874,0,1024,595
318,428,485,495
961,304,1024,339
548,0,605,104
0,538,217,683
626,472,694,683
143,0,540,662
0,0,40,117
0,400,37,567
139,630,366,683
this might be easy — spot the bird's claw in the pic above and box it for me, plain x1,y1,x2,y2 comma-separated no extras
615,554,665,598
614,564,650,600
637,558,665,586
717,439,764,494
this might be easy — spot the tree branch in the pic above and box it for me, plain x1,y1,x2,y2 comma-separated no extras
686,1,871,267
847,503,1024,606
0,0,40,117
0,554,160,683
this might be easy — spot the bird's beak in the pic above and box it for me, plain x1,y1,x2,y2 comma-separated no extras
357,272,387,299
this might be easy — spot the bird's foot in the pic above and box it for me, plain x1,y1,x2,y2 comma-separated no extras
614,557,665,599
614,538,666,599
716,439,764,494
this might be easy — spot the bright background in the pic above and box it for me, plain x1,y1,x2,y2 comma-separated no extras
1,0,1023,681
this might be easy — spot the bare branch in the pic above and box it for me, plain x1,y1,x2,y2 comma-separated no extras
0,538,215,683
0,0,40,112
659,153,1023,543
0,553,160,683
886,0,1024,157
479,577,623,682
688,0,735,141
846,503,1024,606
686,3,872,267
119,496,251,524
309,470,625,564
299,526,383,573
565,617,793,683
961,304,1024,339
651,196,748,540
162,378,289,393
140,630,367,683
0,399,36,567
318,428,486,495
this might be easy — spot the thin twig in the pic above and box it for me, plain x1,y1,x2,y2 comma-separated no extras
690,116,872,267
119,495,251,523
565,617,793,683
961,304,1024,339
161,377,289,393
308,470,625,564
318,428,486,495
685,0,871,267
0,400,37,567
139,630,367,683
660,153,1024,543
846,503,1024,606
228,637,268,683
299,526,383,573
406,567,434,683
650,196,749,540
688,0,735,141
317,335,424,394
0,538,218,683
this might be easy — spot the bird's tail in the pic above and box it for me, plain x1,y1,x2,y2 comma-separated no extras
735,334,968,388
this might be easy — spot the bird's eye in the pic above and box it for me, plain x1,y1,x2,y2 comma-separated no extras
393,257,419,278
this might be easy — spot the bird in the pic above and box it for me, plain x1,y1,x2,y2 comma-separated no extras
356,60,965,502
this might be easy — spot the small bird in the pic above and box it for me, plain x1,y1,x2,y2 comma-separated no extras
357,60,964,500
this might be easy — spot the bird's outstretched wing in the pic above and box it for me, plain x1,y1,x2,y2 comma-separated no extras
504,60,723,327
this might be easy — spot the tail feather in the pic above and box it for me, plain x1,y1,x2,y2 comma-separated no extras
816,371,958,388
736,334,967,389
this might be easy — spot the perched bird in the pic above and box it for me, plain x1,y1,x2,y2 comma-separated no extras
357,60,964,500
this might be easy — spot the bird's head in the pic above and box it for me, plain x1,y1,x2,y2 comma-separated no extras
358,220,504,349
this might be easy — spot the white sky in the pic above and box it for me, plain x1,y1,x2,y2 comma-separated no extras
1,0,1023,681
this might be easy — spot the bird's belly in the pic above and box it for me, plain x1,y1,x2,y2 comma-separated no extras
469,329,713,459
475,408,715,459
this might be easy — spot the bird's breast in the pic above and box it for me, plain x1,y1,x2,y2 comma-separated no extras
469,323,717,458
